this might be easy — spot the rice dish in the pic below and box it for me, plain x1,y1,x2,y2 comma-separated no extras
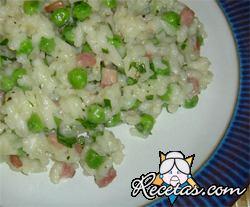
0,0,213,186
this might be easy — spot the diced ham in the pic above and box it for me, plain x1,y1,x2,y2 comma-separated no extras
54,100,60,106
145,52,153,60
101,68,117,88
45,0,65,13
188,77,199,96
194,37,200,52
60,163,75,178
126,110,137,116
73,143,83,155
47,133,64,149
76,52,96,68
180,7,195,27
10,155,23,168
146,28,154,34
95,167,117,188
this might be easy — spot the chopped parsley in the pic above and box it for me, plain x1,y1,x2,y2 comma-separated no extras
0,38,8,46
76,118,98,130
129,62,146,74
102,48,109,54
104,99,112,109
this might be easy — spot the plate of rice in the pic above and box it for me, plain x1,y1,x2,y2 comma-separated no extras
0,0,249,206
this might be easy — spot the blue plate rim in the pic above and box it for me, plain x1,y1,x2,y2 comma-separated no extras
147,0,250,206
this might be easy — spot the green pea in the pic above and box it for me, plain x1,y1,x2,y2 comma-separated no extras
61,25,75,44
50,8,70,27
24,1,40,15
159,85,172,101
162,12,180,29
129,99,141,110
184,95,199,109
39,37,56,53
16,38,33,55
68,68,87,89
27,113,45,133
86,104,105,124
12,68,27,85
85,149,104,169
156,60,170,76
135,114,155,134
0,77,15,92
106,35,123,48
72,1,92,20
103,0,116,8
104,113,121,127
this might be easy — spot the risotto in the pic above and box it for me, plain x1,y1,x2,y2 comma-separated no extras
0,0,213,187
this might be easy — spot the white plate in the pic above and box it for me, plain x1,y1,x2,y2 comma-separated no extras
0,0,238,206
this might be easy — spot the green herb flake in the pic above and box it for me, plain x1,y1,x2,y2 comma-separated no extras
106,35,124,48
162,103,169,108
43,58,49,66
108,23,113,32
129,62,146,74
0,56,2,68
57,128,76,148
197,35,204,46
181,39,188,51
117,67,126,75
149,38,159,45
0,38,9,46
28,100,34,107
102,48,109,54
51,70,56,77
82,43,93,53
156,60,170,76
17,147,28,157
126,77,137,85
146,95,154,100
29,59,33,67
91,131,103,142
54,116,61,127
104,99,112,109
100,61,105,69
0,55,16,62
181,43,186,50
76,118,98,130
149,73,157,79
